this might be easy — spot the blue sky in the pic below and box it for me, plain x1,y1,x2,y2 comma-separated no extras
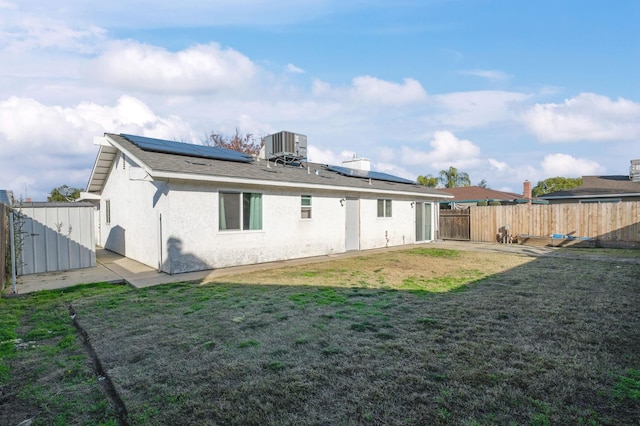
1,0,639,200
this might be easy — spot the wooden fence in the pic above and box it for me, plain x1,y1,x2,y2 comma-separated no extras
469,201,640,244
439,210,471,240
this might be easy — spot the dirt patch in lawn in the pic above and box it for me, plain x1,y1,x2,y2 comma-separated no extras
0,283,129,426
68,248,640,425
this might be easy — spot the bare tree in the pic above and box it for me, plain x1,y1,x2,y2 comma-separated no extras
205,128,263,156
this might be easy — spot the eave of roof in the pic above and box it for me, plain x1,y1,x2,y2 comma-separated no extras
86,143,119,193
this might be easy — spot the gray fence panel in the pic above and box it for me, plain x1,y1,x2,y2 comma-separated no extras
19,203,95,275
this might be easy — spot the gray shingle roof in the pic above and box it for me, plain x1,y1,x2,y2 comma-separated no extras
541,175,640,198
439,186,523,201
103,133,449,198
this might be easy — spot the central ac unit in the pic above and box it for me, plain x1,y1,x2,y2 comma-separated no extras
264,131,307,161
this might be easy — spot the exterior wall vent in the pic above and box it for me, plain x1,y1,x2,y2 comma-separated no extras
264,131,307,164
630,159,640,182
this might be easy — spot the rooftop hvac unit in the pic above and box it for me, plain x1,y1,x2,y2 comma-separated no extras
264,131,307,163
630,159,640,182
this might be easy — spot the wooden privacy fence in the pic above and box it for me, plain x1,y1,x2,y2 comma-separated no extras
439,210,471,240
469,202,640,244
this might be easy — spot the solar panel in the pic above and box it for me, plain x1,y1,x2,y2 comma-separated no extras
121,134,253,163
326,165,415,184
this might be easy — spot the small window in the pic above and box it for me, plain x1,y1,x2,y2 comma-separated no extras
105,200,111,225
377,199,392,217
219,192,262,231
301,195,312,219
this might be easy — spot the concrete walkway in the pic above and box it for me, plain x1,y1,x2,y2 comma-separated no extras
12,241,559,294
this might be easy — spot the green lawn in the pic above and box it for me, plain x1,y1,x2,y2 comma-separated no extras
2,248,639,425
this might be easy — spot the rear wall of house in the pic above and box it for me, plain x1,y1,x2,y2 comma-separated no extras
359,197,417,249
164,184,437,272
165,182,347,272
99,153,169,269
99,155,439,272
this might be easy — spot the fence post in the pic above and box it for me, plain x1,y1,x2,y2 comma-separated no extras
10,211,16,294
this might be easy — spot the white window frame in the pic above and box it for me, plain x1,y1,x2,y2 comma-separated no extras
301,195,312,219
219,191,263,231
377,199,392,218
105,200,111,225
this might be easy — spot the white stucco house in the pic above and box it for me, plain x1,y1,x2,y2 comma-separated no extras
83,133,451,274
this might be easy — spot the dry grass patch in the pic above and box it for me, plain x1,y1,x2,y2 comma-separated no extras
67,248,640,425
205,248,533,291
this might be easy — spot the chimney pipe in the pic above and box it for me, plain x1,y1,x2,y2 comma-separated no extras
523,180,532,204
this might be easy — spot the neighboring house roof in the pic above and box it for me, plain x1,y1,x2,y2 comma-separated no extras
87,134,452,199
439,186,548,206
439,186,523,202
540,175,640,200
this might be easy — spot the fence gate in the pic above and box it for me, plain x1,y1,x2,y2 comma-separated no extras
439,209,471,240
17,202,96,275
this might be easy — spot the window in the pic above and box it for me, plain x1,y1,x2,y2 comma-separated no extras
377,199,392,217
219,192,262,230
105,200,111,225
301,195,312,219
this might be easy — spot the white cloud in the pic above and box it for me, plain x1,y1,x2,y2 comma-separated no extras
432,90,530,128
311,79,334,97
0,96,197,200
0,1,17,9
307,145,342,165
311,76,428,106
85,41,257,94
401,131,481,169
459,69,511,81
351,76,427,106
375,163,416,181
540,153,604,177
0,16,106,53
378,147,394,162
488,158,508,171
522,92,640,142
286,63,305,73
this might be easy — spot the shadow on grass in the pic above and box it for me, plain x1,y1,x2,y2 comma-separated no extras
3,251,640,425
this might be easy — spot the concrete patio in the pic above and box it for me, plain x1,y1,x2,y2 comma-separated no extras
11,241,558,294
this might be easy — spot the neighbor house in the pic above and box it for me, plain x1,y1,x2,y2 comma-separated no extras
440,181,547,209
540,161,640,204
83,133,451,273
